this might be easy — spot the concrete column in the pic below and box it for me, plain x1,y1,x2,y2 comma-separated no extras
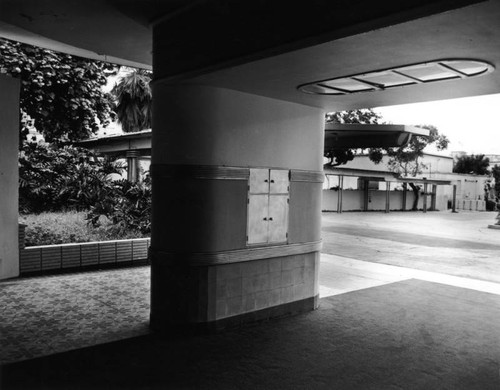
430,184,437,211
452,184,457,213
149,84,324,332
363,180,369,211
126,150,140,182
385,182,391,213
337,176,343,214
402,183,407,211
0,75,20,280
423,183,428,213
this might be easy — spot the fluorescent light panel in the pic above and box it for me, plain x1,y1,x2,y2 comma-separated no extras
298,60,494,95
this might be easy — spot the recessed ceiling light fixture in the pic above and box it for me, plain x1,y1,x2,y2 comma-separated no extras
298,60,494,95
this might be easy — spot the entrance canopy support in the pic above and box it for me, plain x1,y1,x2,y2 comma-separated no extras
385,182,391,213
337,176,344,214
150,82,325,332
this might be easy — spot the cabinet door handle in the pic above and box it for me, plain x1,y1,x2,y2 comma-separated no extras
270,180,275,183
264,179,268,183
263,217,268,221
269,217,273,221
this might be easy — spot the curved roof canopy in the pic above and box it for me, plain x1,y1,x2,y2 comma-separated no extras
325,124,429,150
1,0,500,111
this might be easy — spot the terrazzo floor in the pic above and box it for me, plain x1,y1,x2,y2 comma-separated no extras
0,257,389,366
0,266,151,365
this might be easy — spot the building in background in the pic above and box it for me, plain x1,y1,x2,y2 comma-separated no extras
323,153,490,212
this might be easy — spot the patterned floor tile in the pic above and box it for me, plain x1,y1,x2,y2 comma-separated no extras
0,266,151,365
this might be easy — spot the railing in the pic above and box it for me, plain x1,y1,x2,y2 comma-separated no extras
19,237,150,276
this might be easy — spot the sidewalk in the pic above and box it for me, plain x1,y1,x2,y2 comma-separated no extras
322,210,500,283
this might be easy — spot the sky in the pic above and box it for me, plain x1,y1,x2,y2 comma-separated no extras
374,93,500,156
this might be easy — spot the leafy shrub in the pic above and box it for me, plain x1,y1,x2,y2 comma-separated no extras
87,173,151,235
19,142,124,213
19,142,151,239
20,211,146,246
486,199,497,212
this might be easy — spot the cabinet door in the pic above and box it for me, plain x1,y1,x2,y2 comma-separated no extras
247,194,269,244
268,195,288,243
269,169,289,194
249,168,269,194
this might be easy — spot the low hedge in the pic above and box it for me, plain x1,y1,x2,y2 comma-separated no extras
19,211,147,247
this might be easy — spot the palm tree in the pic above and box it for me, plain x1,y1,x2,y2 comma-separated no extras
112,68,152,133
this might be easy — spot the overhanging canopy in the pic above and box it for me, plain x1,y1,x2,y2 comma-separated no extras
325,124,429,150
75,129,152,157
324,167,397,182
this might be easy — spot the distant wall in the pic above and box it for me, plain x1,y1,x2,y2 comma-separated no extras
0,75,20,280
322,189,447,212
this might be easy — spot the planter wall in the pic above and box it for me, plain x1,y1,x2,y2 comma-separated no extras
19,238,150,275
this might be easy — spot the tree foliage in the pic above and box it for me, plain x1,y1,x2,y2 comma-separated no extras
325,109,382,166
453,154,490,175
87,174,152,234
383,125,449,177
492,165,500,200
111,68,152,133
19,142,152,234
0,38,117,143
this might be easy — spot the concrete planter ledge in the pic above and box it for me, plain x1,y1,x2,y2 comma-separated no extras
19,238,151,276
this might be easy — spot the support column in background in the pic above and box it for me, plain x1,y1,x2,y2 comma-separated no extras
337,176,344,214
149,84,324,332
363,180,370,211
430,184,437,211
452,184,457,213
402,183,407,211
126,150,140,182
423,183,428,213
0,75,20,280
385,182,391,213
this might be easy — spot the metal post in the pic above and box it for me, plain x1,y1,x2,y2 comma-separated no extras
337,175,344,214
452,184,457,213
126,150,140,182
423,183,428,213
402,182,407,211
364,179,369,211
430,184,437,211
385,181,390,213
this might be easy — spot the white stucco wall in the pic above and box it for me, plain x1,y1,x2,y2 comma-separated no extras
322,189,447,212
0,74,20,280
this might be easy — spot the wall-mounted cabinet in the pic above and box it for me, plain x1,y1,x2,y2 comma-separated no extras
247,169,289,245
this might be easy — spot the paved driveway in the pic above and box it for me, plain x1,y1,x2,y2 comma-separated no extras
321,210,500,283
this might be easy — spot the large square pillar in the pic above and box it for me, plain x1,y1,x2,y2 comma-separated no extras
0,74,20,280
149,83,324,332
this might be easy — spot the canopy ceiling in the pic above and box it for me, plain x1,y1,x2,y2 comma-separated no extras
1,0,500,111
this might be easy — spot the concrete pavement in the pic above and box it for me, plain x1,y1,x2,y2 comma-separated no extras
321,210,500,284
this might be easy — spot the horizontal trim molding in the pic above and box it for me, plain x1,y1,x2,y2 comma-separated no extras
151,240,322,266
152,165,324,183
151,164,250,180
290,170,324,183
